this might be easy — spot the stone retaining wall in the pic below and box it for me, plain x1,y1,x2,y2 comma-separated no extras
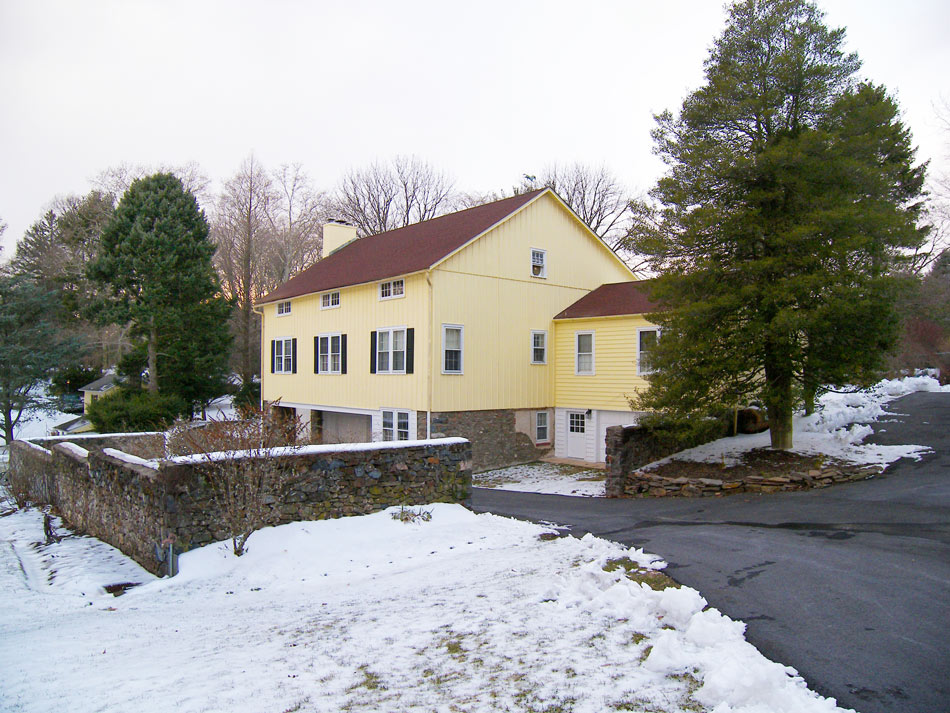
604,424,727,497
617,463,880,498
429,409,549,472
9,434,472,575
29,432,166,459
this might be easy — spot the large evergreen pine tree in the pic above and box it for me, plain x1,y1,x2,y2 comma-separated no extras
630,0,928,448
89,173,232,413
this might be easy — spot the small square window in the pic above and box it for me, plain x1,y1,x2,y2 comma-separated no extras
277,301,291,315
380,279,405,300
531,249,547,278
321,292,340,309
536,411,549,443
530,331,547,364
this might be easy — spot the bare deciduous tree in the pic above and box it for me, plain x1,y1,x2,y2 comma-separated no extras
93,161,211,207
170,409,308,556
538,163,632,252
212,156,275,385
264,163,326,284
333,156,455,236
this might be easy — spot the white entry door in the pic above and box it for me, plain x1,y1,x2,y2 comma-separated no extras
567,411,587,459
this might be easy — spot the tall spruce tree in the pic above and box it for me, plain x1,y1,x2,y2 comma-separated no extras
629,0,928,449
89,173,232,413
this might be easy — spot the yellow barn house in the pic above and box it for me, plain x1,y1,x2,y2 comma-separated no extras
257,188,660,470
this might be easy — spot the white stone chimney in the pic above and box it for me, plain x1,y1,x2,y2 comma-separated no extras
322,221,358,257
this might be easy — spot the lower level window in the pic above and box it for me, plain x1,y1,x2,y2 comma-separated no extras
536,411,549,442
382,410,410,441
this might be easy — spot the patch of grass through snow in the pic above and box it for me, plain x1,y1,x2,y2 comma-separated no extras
603,557,680,590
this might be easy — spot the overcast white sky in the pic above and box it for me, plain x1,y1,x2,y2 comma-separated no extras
2,0,948,257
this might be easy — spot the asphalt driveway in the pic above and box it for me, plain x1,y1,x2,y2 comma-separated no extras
471,391,950,713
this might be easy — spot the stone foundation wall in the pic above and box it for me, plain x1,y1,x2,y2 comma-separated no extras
9,434,472,575
429,409,550,472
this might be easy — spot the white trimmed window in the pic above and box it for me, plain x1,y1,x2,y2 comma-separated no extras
317,333,343,374
576,332,594,375
273,337,294,374
530,249,547,278
376,328,406,373
442,324,463,374
379,279,405,300
638,328,659,375
536,411,549,443
321,292,340,309
382,410,410,441
530,330,547,364
277,301,291,315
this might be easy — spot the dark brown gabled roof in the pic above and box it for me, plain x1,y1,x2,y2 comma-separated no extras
554,280,660,319
259,189,547,304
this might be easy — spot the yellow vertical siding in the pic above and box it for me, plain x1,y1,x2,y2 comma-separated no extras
260,273,430,412
259,192,640,416
429,193,633,412
553,315,657,411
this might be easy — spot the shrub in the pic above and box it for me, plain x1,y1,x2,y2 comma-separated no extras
232,380,261,417
171,408,309,556
87,388,187,433
635,411,730,454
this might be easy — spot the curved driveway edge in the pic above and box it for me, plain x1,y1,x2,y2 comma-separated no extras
472,391,950,713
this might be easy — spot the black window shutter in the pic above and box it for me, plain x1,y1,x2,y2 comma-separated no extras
271,340,276,373
406,328,415,374
341,334,348,374
313,336,320,373
370,331,377,374
291,338,297,374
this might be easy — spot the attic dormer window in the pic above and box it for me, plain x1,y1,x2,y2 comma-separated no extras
531,249,547,278
277,301,291,315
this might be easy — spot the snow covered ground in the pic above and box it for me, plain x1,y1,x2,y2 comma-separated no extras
653,375,950,470
475,462,605,497
0,501,854,713
477,376,949,496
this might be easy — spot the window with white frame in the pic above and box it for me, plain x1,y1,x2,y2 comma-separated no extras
382,410,410,441
638,328,659,375
530,330,547,364
317,333,343,373
277,301,291,315
321,291,340,309
530,249,547,278
273,337,294,373
442,325,463,374
379,279,405,300
576,332,594,374
536,411,549,442
376,328,406,373
569,412,586,433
